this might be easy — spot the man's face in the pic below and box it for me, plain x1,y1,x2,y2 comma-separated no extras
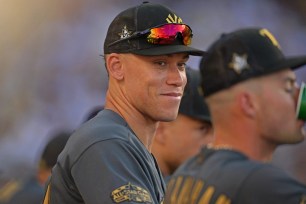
160,114,213,174
120,53,188,122
257,69,305,145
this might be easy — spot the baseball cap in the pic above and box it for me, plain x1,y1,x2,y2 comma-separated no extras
104,2,205,56
39,131,70,169
179,67,211,122
200,27,306,97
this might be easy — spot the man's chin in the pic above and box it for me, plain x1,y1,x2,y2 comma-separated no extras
158,113,179,122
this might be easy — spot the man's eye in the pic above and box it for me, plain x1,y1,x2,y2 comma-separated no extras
199,124,211,134
177,63,186,70
284,79,297,94
155,61,166,66
285,88,293,93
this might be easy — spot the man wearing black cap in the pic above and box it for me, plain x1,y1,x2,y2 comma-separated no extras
37,131,71,187
0,131,70,204
165,28,306,203
43,2,204,204
152,68,213,182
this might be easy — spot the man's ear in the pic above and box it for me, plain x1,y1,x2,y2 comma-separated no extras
105,53,124,80
239,92,257,118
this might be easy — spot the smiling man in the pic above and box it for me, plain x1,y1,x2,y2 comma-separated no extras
42,2,204,204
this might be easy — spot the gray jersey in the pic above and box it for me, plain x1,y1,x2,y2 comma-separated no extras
43,109,165,204
165,147,306,204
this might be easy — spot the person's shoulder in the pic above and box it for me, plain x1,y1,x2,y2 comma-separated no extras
171,148,267,191
243,162,306,186
236,163,306,203
60,109,138,163
167,149,306,204
197,149,296,184
176,147,255,173
72,109,132,144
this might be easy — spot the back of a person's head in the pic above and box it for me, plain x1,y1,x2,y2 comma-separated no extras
39,131,71,170
200,27,306,98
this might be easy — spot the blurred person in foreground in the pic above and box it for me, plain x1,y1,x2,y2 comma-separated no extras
152,67,213,182
0,131,70,204
37,131,71,187
165,27,306,203
42,2,205,204
0,177,42,204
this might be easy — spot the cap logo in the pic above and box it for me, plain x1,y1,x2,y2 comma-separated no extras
259,29,281,49
166,14,183,23
118,25,132,39
228,53,250,74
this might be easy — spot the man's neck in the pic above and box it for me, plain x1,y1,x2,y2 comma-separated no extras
105,104,158,151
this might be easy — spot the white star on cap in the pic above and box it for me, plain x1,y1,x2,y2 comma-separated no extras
119,25,132,39
228,53,250,74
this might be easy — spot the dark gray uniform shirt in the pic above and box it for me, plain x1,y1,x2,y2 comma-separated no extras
165,147,306,204
43,109,165,204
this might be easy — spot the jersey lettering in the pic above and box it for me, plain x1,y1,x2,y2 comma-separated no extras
167,176,231,204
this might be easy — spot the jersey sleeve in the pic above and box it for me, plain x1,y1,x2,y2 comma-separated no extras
238,164,306,204
70,139,161,204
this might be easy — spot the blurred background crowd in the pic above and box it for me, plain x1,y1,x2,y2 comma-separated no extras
0,0,306,186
